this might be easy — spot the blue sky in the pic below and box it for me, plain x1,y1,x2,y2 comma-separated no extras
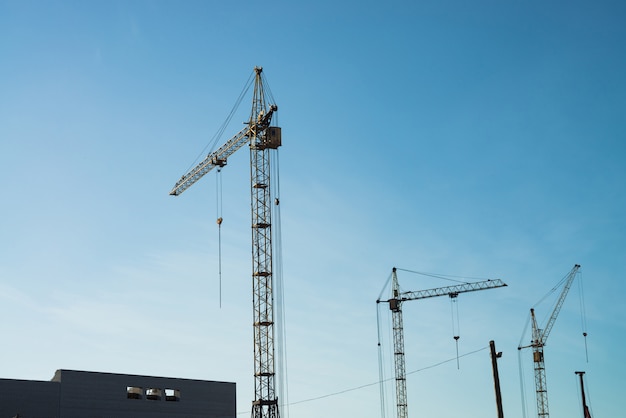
1,1,625,417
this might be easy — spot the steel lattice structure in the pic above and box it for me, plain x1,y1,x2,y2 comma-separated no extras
380,267,507,418
519,264,581,418
170,67,281,418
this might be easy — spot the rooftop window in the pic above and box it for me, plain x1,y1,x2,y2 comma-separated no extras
127,386,142,399
165,388,181,402
146,388,162,400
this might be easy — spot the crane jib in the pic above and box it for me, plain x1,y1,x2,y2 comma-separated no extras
399,279,507,302
169,108,278,197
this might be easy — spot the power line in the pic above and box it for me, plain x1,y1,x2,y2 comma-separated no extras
237,346,488,415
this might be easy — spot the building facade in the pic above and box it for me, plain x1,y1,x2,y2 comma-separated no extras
0,369,235,418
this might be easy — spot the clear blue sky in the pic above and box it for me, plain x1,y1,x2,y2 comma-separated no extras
1,1,624,417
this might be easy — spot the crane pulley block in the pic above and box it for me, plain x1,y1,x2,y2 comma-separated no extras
212,157,227,167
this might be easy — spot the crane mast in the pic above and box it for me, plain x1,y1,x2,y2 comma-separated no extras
379,267,507,418
389,269,408,418
170,67,282,418
519,264,581,418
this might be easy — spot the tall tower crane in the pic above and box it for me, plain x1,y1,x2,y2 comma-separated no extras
518,264,581,418
377,267,507,418
170,67,282,418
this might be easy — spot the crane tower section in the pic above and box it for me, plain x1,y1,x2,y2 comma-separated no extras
170,67,282,418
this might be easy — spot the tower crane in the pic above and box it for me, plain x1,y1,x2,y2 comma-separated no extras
170,67,282,418
518,264,581,418
377,267,507,418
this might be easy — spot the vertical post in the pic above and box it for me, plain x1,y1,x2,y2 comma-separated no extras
575,371,591,418
490,340,504,418
390,267,408,418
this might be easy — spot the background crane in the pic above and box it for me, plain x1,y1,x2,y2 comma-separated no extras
170,67,283,418
518,264,581,418
377,267,507,418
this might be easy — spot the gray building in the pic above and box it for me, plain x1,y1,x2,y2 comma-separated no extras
0,369,236,418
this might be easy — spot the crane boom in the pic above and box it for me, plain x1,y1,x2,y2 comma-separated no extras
519,264,581,418
379,267,507,418
169,105,278,196
170,67,282,418
538,264,580,344
400,279,507,302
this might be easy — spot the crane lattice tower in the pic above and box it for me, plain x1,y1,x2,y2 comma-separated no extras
170,67,282,418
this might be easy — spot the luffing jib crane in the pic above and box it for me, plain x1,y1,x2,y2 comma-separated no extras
170,67,282,418
377,267,507,418
518,264,581,418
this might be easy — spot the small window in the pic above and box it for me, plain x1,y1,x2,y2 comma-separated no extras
146,388,162,400
165,388,181,402
127,386,142,399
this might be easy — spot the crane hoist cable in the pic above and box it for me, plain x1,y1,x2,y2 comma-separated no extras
272,147,290,417
216,167,223,308
450,295,461,369
376,271,394,418
397,268,492,283
176,74,254,310
578,270,589,362
518,348,530,418
182,73,254,175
